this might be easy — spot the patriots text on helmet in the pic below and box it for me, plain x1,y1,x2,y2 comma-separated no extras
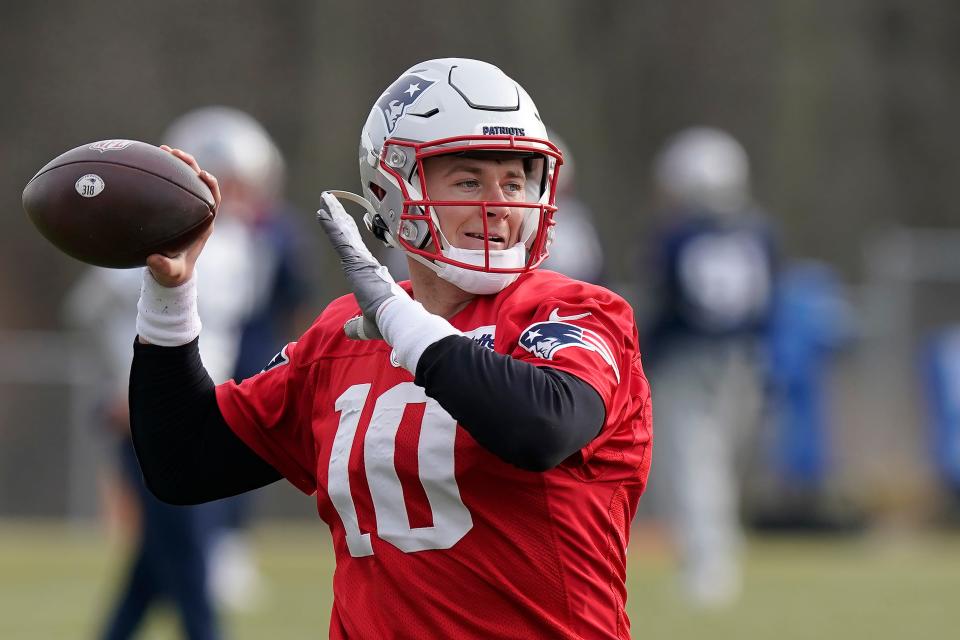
481,126,526,136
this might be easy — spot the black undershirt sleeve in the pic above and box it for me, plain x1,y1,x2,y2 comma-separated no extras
131,332,607,505
129,338,282,505
414,335,606,472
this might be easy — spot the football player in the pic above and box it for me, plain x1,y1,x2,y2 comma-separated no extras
130,58,651,639
644,127,776,607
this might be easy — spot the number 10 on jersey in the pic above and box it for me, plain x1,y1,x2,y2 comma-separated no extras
329,382,474,557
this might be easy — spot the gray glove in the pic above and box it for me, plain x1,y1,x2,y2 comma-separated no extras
317,191,408,340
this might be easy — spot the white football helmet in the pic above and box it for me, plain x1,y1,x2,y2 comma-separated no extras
164,106,285,201
356,58,562,294
653,127,750,215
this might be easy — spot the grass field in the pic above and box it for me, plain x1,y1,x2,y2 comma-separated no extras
0,520,957,639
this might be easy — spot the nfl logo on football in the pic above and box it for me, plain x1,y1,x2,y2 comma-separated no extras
88,139,135,153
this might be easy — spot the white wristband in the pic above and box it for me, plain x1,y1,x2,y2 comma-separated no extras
136,269,202,346
376,296,462,374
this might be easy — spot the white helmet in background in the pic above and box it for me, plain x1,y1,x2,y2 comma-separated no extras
357,58,562,294
164,106,285,202
654,127,750,215
546,128,576,196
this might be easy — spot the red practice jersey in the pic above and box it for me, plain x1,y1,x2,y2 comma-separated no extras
216,270,652,639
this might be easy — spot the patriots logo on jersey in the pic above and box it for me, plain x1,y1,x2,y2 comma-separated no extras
519,311,620,382
377,75,436,133
262,344,291,372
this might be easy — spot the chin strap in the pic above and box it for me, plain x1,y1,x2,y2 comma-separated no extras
406,250,441,274
400,216,525,294
326,190,378,215
325,190,389,243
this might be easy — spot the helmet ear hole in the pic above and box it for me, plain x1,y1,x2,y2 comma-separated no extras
368,182,387,201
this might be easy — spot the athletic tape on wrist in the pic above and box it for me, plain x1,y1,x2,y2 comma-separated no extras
136,269,202,346
376,296,461,373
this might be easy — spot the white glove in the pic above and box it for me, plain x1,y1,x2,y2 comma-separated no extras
316,191,462,372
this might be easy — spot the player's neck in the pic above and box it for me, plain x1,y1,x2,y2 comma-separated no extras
407,257,474,319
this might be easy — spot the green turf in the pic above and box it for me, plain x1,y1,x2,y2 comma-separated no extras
0,520,957,639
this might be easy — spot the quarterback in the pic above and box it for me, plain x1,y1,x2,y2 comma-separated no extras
130,58,652,639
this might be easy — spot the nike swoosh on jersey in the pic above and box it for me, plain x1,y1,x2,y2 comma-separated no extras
548,308,592,323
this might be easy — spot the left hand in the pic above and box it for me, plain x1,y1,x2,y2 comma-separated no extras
316,191,408,340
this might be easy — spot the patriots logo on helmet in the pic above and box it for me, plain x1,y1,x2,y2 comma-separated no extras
519,311,620,382
262,344,292,372
377,75,436,133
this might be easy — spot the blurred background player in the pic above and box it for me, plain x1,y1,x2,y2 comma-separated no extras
921,327,960,521
165,106,318,612
66,264,226,640
64,106,304,638
754,259,858,529
642,127,777,608
539,129,607,285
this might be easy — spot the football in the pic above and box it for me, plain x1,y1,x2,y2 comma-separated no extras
22,139,215,268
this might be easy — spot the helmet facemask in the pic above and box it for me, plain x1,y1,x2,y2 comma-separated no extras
365,135,561,292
